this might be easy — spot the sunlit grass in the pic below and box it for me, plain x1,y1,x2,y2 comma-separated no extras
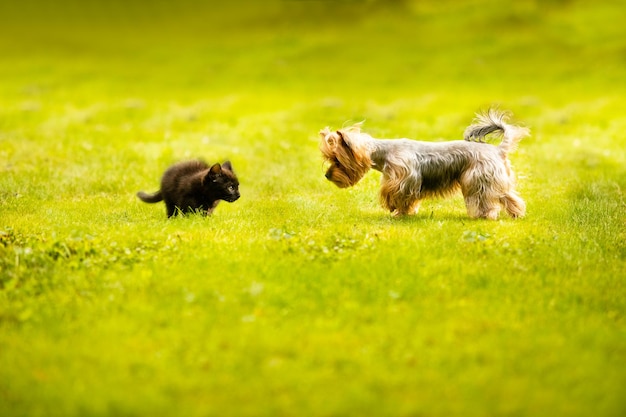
1,1,625,416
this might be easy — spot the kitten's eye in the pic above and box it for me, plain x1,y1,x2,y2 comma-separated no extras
228,186,235,192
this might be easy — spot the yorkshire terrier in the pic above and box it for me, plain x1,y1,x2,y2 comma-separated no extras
319,109,529,219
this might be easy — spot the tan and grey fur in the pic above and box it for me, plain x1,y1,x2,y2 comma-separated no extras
320,109,529,219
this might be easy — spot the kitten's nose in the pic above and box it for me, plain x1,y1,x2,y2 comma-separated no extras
325,170,332,179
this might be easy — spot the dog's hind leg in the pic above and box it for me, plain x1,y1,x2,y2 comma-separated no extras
463,188,502,219
464,196,498,219
501,191,526,218
480,201,501,220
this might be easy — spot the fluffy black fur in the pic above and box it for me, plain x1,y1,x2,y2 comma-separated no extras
137,160,240,217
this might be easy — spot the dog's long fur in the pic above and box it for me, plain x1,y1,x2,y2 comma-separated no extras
320,109,529,219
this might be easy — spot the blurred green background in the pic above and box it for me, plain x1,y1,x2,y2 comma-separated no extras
2,0,623,101
1,1,625,416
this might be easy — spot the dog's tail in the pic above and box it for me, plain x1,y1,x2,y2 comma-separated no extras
137,190,163,203
464,109,530,154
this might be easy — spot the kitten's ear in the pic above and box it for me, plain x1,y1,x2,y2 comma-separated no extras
222,160,233,172
207,163,222,181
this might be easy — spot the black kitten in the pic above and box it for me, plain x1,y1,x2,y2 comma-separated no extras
137,160,240,217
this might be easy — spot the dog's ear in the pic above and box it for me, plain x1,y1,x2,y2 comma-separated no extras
320,128,340,159
336,130,353,151
334,129,359,168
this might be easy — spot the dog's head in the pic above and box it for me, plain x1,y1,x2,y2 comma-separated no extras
319,124,372,188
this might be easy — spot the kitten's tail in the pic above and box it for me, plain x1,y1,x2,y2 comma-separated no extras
137,190,163,203
464,108,530,154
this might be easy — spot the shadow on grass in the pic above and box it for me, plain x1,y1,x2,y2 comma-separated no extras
357,210,479,226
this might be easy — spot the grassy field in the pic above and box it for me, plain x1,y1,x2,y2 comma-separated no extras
1,0,625,416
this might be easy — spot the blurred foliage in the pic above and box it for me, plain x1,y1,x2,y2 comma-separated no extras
0,1,625,417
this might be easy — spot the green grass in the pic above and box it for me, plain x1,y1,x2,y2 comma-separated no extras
1,1,625,416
